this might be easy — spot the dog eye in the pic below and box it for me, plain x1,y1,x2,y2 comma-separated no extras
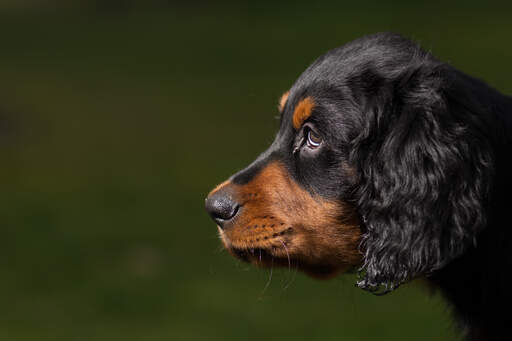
306,129,322,148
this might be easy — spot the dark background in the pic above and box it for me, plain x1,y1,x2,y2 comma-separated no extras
1,1,511,340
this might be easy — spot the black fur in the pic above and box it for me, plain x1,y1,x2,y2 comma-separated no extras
292,33,512,339
219,33,512,339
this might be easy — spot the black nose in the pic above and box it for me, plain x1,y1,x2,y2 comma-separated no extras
205,189,240,228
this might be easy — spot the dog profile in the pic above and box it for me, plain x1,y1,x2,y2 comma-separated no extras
205,33,512,340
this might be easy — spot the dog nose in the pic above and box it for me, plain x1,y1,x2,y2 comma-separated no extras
205,189,240,228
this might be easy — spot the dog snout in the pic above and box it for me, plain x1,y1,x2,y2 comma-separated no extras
205,187,240,229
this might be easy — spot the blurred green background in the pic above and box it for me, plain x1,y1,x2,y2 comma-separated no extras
1,1,511,340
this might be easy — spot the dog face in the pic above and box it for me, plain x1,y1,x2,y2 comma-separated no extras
205,33,493,291
206,93,363,278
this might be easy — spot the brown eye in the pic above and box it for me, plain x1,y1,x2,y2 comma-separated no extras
306,129,322,148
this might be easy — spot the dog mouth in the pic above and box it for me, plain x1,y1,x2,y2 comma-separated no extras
222,227,295,267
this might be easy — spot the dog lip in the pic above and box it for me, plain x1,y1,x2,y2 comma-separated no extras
230,246,274,260
229,244,296,268
232,247,250,262
222,225,294,251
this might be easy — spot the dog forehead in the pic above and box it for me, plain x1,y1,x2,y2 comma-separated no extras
282,84,347,127
289,34,422,98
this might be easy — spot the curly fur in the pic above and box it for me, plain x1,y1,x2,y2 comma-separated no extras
351,48,494,293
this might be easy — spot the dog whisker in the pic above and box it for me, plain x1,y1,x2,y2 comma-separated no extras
259,257,274,299
278,239,291,272
283,262,299,290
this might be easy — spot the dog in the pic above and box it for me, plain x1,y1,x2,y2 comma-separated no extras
205,33,512,340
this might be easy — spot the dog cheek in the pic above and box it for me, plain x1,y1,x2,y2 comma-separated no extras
314,228,361,264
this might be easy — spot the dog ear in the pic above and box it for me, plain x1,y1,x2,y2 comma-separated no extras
351,65,494,293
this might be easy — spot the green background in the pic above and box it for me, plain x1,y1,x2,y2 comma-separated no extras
1,1,511,340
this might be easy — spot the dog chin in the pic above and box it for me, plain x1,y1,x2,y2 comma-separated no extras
227,246,350,279
301,264,348,279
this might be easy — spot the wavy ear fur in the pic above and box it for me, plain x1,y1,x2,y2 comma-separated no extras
352,63,494,293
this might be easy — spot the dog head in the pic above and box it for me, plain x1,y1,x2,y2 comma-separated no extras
205,33,494,291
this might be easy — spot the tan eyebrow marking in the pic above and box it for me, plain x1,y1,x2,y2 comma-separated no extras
292,96,315,129
278,91,289,112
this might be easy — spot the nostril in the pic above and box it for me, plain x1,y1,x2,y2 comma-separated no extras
211,202,239,223
222,203,239,222
205,191,240,228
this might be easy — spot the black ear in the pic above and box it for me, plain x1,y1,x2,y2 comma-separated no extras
352,64,494,293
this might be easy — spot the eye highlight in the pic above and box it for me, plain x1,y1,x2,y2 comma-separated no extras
306,129,322,148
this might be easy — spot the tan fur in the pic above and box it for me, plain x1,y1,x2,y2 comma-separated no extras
278,91,289,112
292,97,315,130
208,179,230,197
216,162,362,277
